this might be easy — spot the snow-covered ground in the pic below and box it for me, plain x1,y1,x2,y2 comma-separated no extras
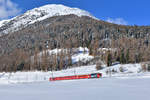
0,61,150,100
35,47,94,64
0,63,150,84
0,77,150,100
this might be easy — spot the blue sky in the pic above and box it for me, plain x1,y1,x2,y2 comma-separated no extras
0,0,150,25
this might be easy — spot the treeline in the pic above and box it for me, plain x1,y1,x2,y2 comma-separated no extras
0,47,73,72
0,36,150,72
33,48,72,71
99,37,150,67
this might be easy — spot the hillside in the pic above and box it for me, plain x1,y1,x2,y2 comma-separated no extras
0,4,150,72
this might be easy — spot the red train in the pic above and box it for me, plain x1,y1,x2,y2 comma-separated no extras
49,73,102,81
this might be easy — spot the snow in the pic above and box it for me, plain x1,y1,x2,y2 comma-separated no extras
0,63,150,84
72,47,93,63
33,47,94,64
29,4,96,23
0,20,9,27
101,64,142,76
0,65,95,84
72,53,93,63
0,4,96,35
0,78,150,100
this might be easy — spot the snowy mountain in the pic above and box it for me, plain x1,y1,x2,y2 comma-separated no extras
0,4,96,36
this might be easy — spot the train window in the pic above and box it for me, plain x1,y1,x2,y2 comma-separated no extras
91,74,97,78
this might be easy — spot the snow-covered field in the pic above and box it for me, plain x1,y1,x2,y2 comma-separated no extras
0,63,150,84
0,63,150,100
0,77,150,100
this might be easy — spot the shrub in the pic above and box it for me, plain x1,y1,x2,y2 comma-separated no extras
96,62,103,70
148,63,150,71
141,63,147,72
112,68,117,73
119,66,124,72
106,70,109,75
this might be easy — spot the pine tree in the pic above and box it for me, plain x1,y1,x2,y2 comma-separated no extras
106,51,112,67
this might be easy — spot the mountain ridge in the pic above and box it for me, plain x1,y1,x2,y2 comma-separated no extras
0,4,96,36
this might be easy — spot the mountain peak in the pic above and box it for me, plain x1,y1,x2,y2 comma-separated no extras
30,4,94,17
26,4,96,23
0,4,96,36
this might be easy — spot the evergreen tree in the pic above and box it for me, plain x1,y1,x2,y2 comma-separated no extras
107,51,112,67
